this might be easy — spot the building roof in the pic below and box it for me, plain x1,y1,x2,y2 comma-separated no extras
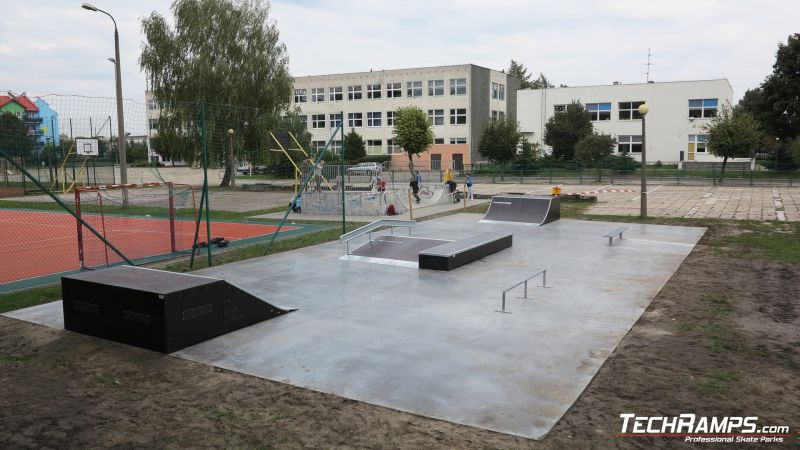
0,95,39,112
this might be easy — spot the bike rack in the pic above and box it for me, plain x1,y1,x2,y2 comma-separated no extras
497,269,548,313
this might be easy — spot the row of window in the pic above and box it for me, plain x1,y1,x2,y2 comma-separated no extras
614,134,707,154
294,78,478,103
554,99,719,121
310,138,468,155
306,109,468,129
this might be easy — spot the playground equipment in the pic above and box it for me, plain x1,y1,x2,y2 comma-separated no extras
269,131,336,195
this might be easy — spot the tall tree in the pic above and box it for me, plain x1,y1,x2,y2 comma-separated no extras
140,0,293,186
508,60,534,90
759,33,800,141
544,102,593,160
392,106,433,177
0,112,34,157
531,73,555,89
343,128,365,161
704,106,762,183
575,132,617,180
478,117,522,177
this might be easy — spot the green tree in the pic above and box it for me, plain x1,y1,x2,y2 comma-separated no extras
126,140,150,163
140,0,293,186
575,132,617,180
343,128,365,161
392,106,433,177
531,73,555,89
508,60,534,89
0,112,34,156
759,34,800,140
544,102,593,160
789,138,800,167
514,138,540,166
704,106,762,183
478,117,522,179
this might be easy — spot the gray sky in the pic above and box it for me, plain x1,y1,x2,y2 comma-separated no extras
1,0,798,103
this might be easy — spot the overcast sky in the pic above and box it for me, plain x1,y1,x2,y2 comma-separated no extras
1,0,798,103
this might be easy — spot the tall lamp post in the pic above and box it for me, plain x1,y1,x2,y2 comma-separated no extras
82,3,127,203
227,128,235,186
638,104,649,218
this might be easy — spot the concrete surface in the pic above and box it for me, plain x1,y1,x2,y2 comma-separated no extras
5,214,704,439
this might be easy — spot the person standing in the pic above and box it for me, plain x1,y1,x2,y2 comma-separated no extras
465,173,473,200
409,176,420,203
415,170,422,186
314,159,324,192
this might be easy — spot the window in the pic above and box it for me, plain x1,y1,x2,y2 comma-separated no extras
586,103,612,121
312,141,326,152
554,104,567,114
618,101,645,120
386,111,394,126
293,88,307,103
311,114,326,129
428,80,444,96
329,113,343,128
449,108,467,125
367,84,381,99
328,140,342,155
689,99,718,118
449,138,467,144
427,109,444,125
387,82,402,98
367,112,382,127
688,134,707,153
499,84,505,100
329,86,343,101
617,135,642,153
407,81,422,97
348,85,362,101
147,99,158,110
348,112,363,128
491,110,500,120
491,82,500,99
366,139,383,155
148,118,158,131
387,139,401,154
298,115,308,127
434,138,445,144
499,111,505,119
450,78,467,95
311,88,325,102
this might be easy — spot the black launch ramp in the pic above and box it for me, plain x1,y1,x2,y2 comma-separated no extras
481,195,561,226
62,265,293,353
418,232,512,271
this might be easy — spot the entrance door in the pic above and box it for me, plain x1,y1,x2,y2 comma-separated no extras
431,154,441,171
453,153,463,171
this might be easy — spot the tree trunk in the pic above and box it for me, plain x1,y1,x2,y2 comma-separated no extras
219,140,235,187
719,156,728,184
407,153,415,180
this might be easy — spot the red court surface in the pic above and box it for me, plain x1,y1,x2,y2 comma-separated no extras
1,210,295,285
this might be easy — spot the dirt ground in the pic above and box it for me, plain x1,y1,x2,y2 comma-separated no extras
1,222,798,449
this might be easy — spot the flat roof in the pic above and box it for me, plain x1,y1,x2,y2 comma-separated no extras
293,63,508,80
521,78,732,91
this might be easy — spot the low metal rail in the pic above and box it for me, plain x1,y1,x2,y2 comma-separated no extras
339,219,416,255
497,269,547,313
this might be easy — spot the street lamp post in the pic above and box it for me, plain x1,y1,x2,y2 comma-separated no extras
227,128,235,186
82,3,127,204
638,104,650,218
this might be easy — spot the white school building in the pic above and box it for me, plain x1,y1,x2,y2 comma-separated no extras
517,79,750,166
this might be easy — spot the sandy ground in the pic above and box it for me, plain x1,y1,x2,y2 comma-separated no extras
0,223,798,449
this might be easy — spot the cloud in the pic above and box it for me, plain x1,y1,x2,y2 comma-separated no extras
0,0,798,105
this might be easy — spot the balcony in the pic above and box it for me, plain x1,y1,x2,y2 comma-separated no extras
24,116,44,124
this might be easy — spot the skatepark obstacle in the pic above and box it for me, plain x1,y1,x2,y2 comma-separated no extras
481,195,561,226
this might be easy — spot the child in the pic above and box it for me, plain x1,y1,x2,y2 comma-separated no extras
409,177,421,203
465,173,473,200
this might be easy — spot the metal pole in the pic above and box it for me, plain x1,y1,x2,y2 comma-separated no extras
112,25,128,206
523,280,528,299
640,115,647,218
340,112,346,234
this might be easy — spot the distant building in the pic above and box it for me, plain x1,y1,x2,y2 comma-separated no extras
34,98,60,147
291,64,520,169
517,79,744,165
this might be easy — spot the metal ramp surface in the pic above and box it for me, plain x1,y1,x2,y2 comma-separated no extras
481,195,560,226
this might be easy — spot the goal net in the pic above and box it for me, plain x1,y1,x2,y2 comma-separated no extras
75,182,198,268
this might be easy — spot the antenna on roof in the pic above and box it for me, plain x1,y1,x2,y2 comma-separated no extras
641,48,655,83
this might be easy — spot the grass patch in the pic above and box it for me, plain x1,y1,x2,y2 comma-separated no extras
712,222,800,263
165,224,357,272
702,293,732,316
0,284,62,314
692,370,739,394
0,353,32,364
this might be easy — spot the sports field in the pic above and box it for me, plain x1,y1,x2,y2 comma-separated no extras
1,209,296,286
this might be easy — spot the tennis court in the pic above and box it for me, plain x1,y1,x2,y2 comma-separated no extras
1,209,304,288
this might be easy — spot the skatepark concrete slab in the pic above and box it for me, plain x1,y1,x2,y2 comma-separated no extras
4,215,705,439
